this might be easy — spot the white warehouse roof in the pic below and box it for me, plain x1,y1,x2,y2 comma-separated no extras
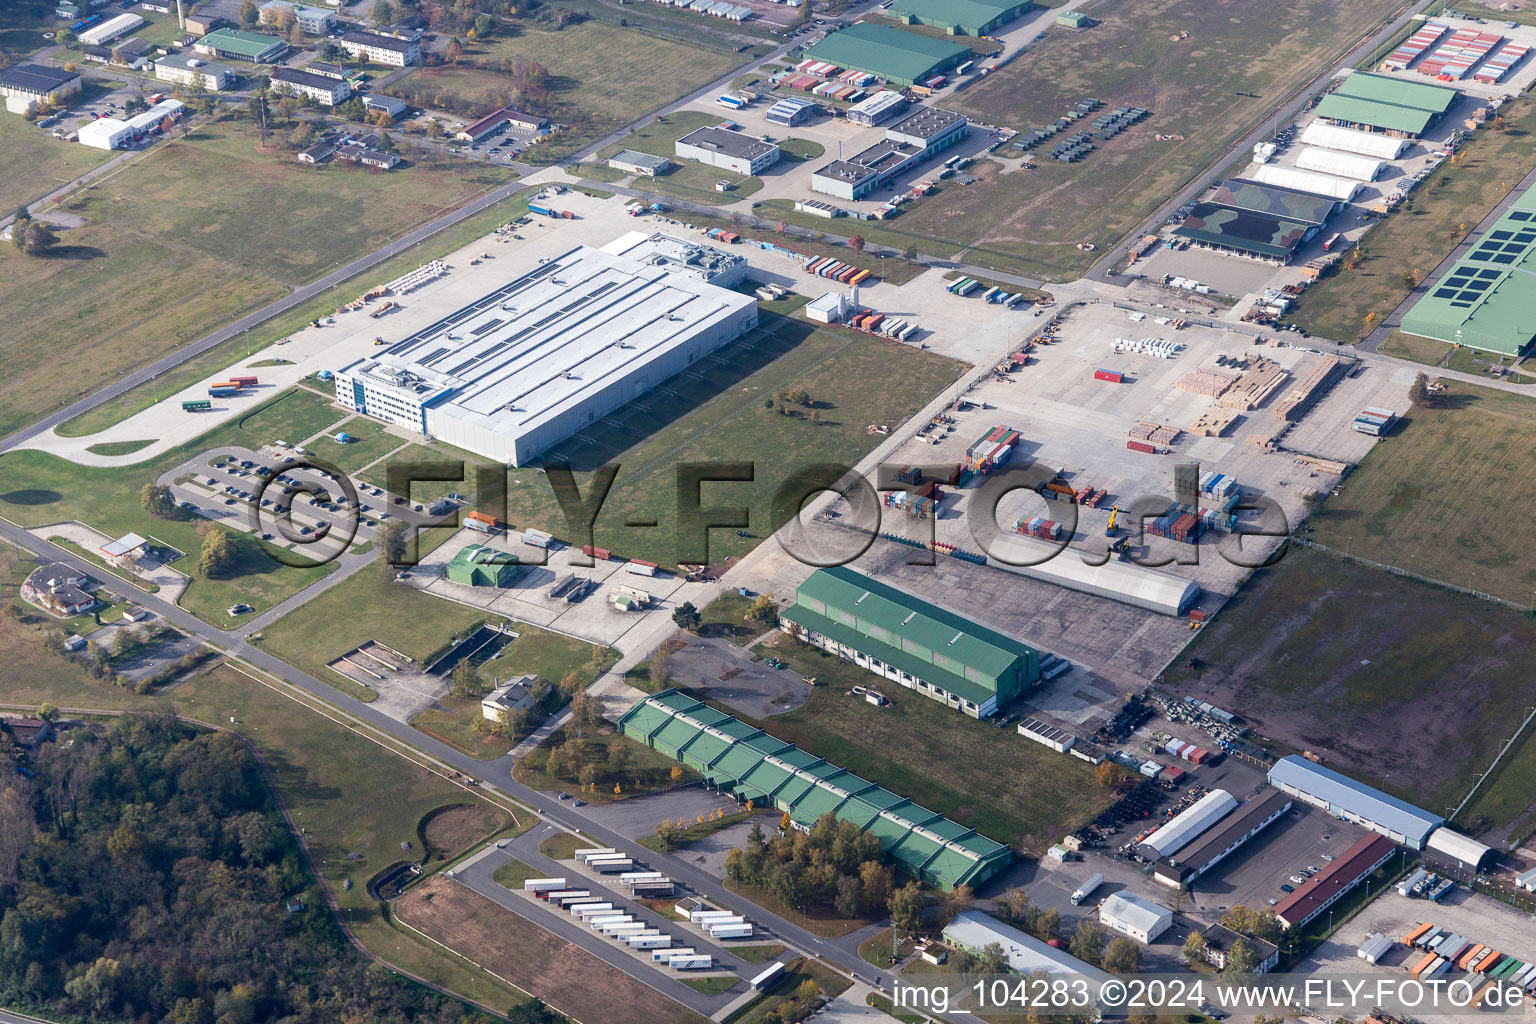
1299,122,1410,160
1294,146,1385,182
1424,827,1492,870
1139,788,1238,858
1268,755,1444,847
986,532,1201,616
1100,892,1173,935
943,911,1113,982
1251,164,1364,202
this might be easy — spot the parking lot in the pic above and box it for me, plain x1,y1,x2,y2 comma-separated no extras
327,639,451,723
666,636,810,719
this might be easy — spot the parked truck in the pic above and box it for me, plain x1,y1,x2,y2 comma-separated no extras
1071,873,1104,906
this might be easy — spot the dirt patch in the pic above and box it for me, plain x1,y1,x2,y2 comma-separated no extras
419,803,507,861
395,876,709,1024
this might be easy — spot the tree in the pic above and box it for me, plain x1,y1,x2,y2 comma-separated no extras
977,941,1009,974
847,234,865,251
669,765,685,784
775,218,788,234
888,880,924,932
271,6,297,33
939,883,974,927
1103,937,1140,974
1069,919,1106,965
671,602,700,632
198,524,236,578
1225,936,1255,974
371,0,395,26
37,703,61,725
834,875,862,918
446,37,464,64
451,658,478,698
382,520,408,564
746,594,779,623
16,220,58,256
903,243,919,262
859,860,892,913
655,818,681,852
1410,370,1432,409
239,0,259,28
140,483,176,518
288,121,317,150
474,13,495,37
57,27,77,48
649,646,670,689
1095,761,1122,787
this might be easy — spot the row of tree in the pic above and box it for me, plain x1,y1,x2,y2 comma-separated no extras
725,815,900,921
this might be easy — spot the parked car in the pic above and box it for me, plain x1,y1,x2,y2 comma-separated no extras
1279,883,1295,893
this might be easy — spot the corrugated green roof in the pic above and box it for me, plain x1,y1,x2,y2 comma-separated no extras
778,604,1000,707
804,22,968,84
617,691,1013,889
200,27,285,58
1333,70,1459,114
1314,94,1436,136
889,0,1028,30
1401,182,1536,355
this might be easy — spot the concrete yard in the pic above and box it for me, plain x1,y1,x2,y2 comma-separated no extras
667,636,811,719
1295,887,1536,1024
327,640,450,724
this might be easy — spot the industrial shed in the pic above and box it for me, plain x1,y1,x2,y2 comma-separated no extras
985,532,1201,616
1250,164,1363,202
1209,179,1337,226
802,23,971,87
1314,71,1459,138
1298,122,1410,160
1173,203,1316,262
889,0,1033,36
1139,789,1238,859
1293,147,1385,182
1423,827,1493,872
618,691,1013,889
945,911,1115,986
1099,892,1173,943
1274,834,1398,929
1268,755,1444,848
1400,180,1536,355
1154,790,1293,888
777,565,1040,719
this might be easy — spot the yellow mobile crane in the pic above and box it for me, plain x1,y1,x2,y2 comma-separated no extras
1104,505,1120,537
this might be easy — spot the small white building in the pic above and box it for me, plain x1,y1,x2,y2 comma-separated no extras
79,12,145,46
79,116,134,150
154,52,237,91
609,149,673,176
100,532,147,569
675,125,780,176
338,29,420,67
360,93,407,117
480,674,537,722
1099,891,1173,944
259,0,337,34
805,291,851,324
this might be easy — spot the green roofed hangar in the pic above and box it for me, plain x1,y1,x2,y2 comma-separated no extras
889,0,1033,36
617,690,1014,890
803,22,972,87
446,544,519,587
1313,71,1459,139
777,565,1040,719
1400,180,1536,356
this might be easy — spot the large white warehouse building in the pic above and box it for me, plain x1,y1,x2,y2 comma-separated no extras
1298,122,1410,160
1251,164,1363,202
333,235,756,467
1099,892,1173,944
1139,788,1238,859
1268,755,1443,849
1294,147,1385,182
985,532,1201,616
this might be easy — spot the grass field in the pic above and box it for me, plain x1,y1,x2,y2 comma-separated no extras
396,876,710,1024
1305,380,1536,603
739,636,1113,854
1284,102,1536,342
472,314,962,568
0,112,114,216
0,121,517,438
911,0,1408,279
1161,545,1536,822
681,976,741,996
515,727,691,801
397,20,742,162
56,197,532,438
326,416,411,473
1378,332,1536,382
1464,729,1536,843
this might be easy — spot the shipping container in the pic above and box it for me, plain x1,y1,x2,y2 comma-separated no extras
523,878,566,893
1127,440,1157,454
669,956,714,970
708,923,755,939
751,962,786,990
574,848,618,863
572,904,616,918
850,269,871,285
182,400,212,412
1094,369,1124,383
626,559,658,577
1403,922,1434,946
654,947,694,962
590,858,634,873
689,910,739,924
582,543,612,560
229,376,258,386
620,872,665,884
1071,873,1104,905
627,933,672,949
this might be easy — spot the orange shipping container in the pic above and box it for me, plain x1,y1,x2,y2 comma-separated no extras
1403,923,1434,946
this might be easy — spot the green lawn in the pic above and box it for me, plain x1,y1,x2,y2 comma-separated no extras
1307,381,1536,603
537,830,602,860
740,638,1114,854
324,416,410,473
779,138,824,162
395,21,743,162
84,439,156,456
696,591,768,643
55,198,531,438
473,314,963,568
1465,728,1536,840
910,0,1409,279
0,110,114,216
1377,331,1536,383
177,528,336,629
734,945,787,964
0,120,516,438
224,386,350,448
639,809,755,852
492,858,543,889
1284,101,1536,342
681,977,740,996
1161,545,1536,821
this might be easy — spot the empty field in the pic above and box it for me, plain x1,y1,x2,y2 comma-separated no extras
0,110,113,216
1162,545,1536,823
326,416,410,473
0,121,516,437
480,315,963,568
1285,99,1536,342
395,875,710,1024
912,0,1406,279
396,20,743,161
1306,380,1536,603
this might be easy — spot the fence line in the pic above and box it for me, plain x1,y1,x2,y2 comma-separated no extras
1288,536,1534,614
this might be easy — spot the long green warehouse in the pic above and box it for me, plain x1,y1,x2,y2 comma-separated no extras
618,689,1014,890
777,565,1040,719
889,0,1033,36
802,22,972,87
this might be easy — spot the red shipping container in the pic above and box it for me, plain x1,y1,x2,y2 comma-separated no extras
582,543,611,560
1127,440,1156,454
229,376,258,386
1188,609,1207,623
1094,369,1124,383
